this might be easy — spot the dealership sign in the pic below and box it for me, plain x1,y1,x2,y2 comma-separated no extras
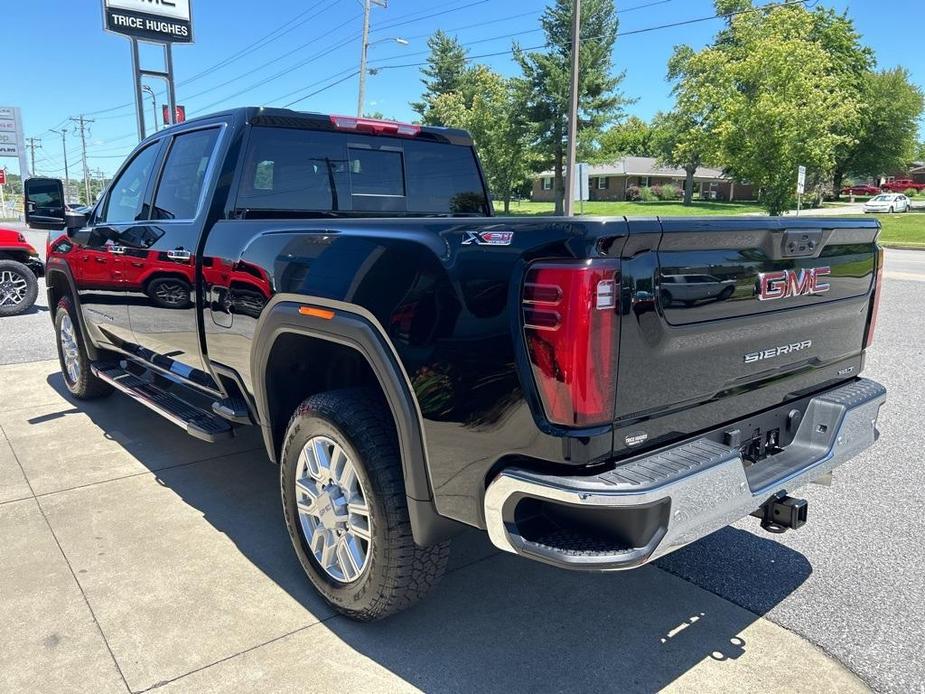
103,0,193,43
0,107,23,159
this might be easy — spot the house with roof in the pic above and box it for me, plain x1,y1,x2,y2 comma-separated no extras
531,156,754,202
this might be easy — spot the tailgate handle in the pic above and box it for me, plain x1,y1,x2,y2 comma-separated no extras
782,229,823,258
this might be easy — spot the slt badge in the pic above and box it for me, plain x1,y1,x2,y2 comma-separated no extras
462,230,514,246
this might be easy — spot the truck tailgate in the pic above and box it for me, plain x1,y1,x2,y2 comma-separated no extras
612,217,880,458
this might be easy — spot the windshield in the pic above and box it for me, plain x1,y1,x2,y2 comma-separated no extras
235,126,489,218
870,195,892,201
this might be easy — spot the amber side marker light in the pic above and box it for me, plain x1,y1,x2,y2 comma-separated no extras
299,306,335,320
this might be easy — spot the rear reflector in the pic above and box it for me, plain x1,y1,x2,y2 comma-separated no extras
329,115,421,137
523,259,620,427
864,246,884,348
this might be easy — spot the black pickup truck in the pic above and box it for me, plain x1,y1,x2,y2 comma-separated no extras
25,108,886,621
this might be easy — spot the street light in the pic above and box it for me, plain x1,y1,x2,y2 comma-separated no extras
357,36,409,116
141,85,158,133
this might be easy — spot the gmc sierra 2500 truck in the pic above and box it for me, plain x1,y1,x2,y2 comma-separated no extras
25,108,886,621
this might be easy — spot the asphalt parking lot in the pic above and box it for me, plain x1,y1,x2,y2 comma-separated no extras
1,224,923,692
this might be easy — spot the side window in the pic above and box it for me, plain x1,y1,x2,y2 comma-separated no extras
99,144,160,223
152,128,220,220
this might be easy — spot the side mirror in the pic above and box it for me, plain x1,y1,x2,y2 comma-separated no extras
65,210,90,236
24,177,66,231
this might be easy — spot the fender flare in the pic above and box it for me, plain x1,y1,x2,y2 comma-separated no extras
250,294,461,545
44,261,99,360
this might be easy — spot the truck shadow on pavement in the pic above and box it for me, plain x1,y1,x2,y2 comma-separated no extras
41,371,814,691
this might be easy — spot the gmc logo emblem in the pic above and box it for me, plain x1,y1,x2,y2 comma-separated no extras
757,267,831,301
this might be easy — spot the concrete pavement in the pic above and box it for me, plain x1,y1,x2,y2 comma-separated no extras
0,360,866,693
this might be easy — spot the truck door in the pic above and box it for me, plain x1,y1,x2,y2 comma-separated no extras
72,141,163,348
127,125,222,384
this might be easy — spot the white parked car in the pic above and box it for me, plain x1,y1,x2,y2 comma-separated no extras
863,193,911,213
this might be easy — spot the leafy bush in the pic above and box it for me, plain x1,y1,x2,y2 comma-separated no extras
903,188,918,197
655,183,682,200
638,186,658,202
625,185,641,201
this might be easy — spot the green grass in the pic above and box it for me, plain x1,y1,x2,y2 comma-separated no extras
866,211,925,248
504,199,767,217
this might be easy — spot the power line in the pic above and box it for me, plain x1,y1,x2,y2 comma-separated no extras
369,0,810,72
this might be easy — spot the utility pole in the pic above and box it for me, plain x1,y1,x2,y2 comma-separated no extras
25,137,42,176
563,0,581,217
70,115,94,205
357,0,390,117
357,0,372,117
50,128,70,199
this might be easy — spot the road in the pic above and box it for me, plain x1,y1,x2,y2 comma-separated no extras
1,222,923,691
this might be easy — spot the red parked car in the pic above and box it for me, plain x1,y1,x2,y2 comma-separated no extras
880,179,925,193
0,226,44,316
840,184,881,196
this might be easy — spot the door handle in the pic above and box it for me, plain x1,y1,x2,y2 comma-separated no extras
167,249,192,261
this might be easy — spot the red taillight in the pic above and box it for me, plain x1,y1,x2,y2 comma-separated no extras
523,259,620,427
865,246,884,348
329,115,420,137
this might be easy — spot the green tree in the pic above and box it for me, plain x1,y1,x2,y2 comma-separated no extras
668,1,862,215
431,66,534,213
916,141,925,161
834,68,924,193
515,0,627,214
650,110,709,206
410,31,469,125
594,116,656,161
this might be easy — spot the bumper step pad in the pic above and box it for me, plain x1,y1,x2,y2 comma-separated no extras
484,378,886,571
91,363,233,442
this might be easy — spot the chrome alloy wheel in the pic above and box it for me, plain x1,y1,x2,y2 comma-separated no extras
295,435,372,583
154,281,188,306
0,269,28,308
59,312,81,385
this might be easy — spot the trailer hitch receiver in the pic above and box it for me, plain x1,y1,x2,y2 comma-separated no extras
752,493,808,534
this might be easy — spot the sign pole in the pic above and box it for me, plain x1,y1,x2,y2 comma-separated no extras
165,43,177,126
130,38,146,141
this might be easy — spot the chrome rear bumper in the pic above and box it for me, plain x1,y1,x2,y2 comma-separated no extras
483,378,886,570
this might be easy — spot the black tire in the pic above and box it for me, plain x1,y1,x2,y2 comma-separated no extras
718,285,735,301
280,388,449,621
0,259,39,317
146,277,193,309
54,298,113,400
889,206,894,213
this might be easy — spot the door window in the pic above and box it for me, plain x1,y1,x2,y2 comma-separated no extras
99,144,160,223
152,128,220,220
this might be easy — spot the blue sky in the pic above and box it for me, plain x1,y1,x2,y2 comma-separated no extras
4,0,924,178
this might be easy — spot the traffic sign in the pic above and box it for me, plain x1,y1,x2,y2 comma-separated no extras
797,165,806,195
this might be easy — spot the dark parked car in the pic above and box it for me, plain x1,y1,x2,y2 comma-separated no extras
25,108,886,621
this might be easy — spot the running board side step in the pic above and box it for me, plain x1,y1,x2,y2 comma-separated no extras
90,363,234,443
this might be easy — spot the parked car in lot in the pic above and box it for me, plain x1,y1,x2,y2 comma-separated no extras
864,193,911,213
0,226,44,316
25,108,887,621
840,183,881,196
659,273,737,306
880,178,925,193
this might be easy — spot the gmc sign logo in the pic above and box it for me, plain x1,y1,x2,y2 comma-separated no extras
757,267,831,301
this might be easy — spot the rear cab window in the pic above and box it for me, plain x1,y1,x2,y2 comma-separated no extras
152,128,221,220
234,126,489,218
